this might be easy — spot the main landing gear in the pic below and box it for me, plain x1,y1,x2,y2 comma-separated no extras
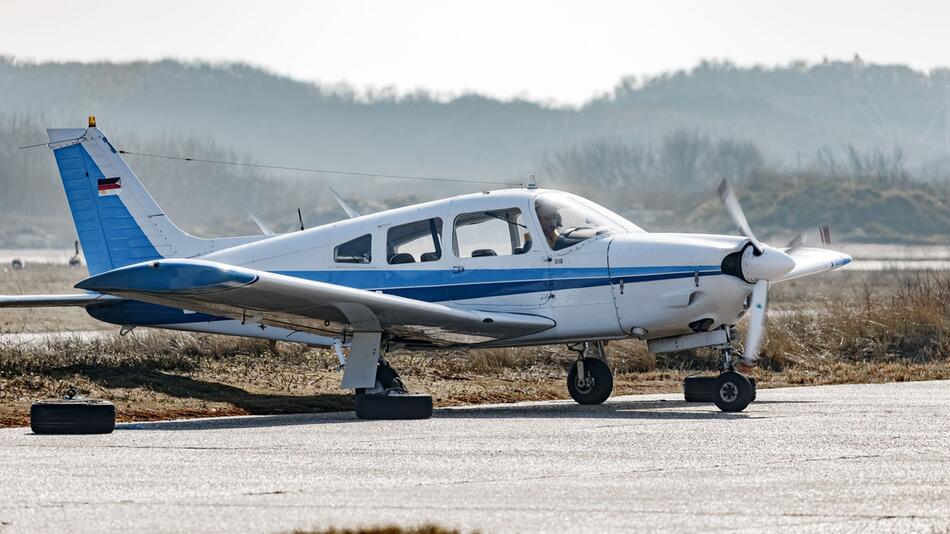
683,348,756,412
566,342,613,405
353,359,433,420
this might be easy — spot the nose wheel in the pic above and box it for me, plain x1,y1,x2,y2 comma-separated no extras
683,347,756,411
566,342,613,405
712,371,754,412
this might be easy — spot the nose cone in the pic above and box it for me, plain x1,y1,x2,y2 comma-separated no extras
742,245,795,282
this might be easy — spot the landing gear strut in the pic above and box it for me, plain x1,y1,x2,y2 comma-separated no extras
566,342,613,405
353,359,433,420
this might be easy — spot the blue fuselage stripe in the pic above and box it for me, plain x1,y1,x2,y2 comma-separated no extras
274,265,722,301
89,265,724,326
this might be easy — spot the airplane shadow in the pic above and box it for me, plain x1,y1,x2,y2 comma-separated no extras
115,411,358,431
47,364,358,430
45,364,786,428
437,398,754,420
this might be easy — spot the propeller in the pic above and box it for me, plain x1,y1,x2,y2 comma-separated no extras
717,179,798,365
743,280,769,363
785,225,831,252
330,187,361,219
246,208,276,236
717,179,763,254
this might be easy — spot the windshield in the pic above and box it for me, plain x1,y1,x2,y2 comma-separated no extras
534,193,639,251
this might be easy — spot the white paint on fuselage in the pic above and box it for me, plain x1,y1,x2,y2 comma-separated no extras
200,189,752,347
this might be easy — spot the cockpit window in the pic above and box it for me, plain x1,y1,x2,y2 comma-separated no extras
387,218,443,264
334,234,372,264
453,208,532,258
534,193,632,251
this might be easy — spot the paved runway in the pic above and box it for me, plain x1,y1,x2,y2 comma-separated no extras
2,381,949,533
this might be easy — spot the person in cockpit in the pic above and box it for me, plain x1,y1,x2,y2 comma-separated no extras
537,203,562,249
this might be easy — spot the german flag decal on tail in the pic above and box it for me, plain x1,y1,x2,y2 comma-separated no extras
97,177,121,196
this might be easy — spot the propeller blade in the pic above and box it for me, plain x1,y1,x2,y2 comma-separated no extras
717,179,762,253
246,209,276,236
330,187,361,219
784,225,833,253
742,279,769,364
785,233,803,251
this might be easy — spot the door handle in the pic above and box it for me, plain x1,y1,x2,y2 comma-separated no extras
452,265,465,273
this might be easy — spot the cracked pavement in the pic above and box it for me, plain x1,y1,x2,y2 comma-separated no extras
1,381,949,533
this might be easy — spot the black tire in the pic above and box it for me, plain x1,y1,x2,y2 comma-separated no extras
354,364,402,396
712,371,754,412
683,375,716,402
567,357,613,405
31,400,115,434
684,376,757,403
355,393,433,420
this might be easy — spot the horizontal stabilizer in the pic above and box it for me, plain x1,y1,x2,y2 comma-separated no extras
0,293,124,308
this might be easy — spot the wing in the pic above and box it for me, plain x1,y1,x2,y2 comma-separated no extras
75,259,555,346
0,293,124,308
774,247,852,283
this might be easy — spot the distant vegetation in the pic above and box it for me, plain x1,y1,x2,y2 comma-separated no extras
1,57,950,245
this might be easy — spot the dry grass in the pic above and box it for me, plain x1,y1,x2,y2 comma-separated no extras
292,525,467,534
2,266,950,427
0,264,103,331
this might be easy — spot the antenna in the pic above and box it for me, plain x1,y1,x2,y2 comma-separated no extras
297,208,305,231
527,174,537,190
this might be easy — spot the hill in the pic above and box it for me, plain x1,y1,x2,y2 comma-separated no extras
2,57,950,246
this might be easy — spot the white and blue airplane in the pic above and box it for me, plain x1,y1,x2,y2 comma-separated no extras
1,119,851,418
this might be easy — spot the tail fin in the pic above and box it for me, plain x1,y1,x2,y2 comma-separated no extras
47,121,265,275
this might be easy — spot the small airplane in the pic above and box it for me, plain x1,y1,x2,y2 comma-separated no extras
1,118,851,419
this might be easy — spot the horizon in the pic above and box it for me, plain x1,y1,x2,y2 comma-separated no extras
3,0,950,106
3,54,947,109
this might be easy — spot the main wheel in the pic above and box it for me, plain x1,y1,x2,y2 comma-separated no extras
712,371,754,412
31,399,115,434
567,357,613,405
355,392,433,420
353,363,432,420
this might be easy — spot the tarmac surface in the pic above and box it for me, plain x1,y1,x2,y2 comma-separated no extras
1,380,949,533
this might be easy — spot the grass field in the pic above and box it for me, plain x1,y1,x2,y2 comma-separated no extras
2,264,950,427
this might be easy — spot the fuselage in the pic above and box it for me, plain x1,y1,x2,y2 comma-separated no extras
103,188,753,347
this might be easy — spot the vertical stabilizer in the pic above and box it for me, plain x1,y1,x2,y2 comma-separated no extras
47,121,265,275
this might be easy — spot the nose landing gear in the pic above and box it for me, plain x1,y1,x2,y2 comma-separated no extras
566,342,613,405
682,348,756,411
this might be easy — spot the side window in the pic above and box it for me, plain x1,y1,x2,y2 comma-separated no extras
453,208,532,258
387,218,443,264
334,234,372,264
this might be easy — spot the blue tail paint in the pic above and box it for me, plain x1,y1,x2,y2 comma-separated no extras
52,141,161,275
47,126,266,275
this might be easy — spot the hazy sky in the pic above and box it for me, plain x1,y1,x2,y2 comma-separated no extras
2,0,949,105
